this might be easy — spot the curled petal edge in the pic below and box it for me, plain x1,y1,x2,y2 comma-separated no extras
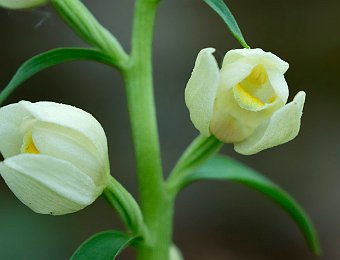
234,91,306,155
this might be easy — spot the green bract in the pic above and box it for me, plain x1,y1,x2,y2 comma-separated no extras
185,48,306,155
0,0,47,9
0,101,110,215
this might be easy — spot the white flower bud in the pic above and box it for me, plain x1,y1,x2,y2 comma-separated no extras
0,0,48,9
185,48,306,155
0,101,110,215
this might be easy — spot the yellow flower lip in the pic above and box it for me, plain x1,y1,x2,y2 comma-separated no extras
234,83,265,110
21,132,40,154
233,64,277,111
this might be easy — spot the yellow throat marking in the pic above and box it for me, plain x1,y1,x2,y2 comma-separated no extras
234,83,265,110
21,132,39,154
233,64,278,110
247,64,268,85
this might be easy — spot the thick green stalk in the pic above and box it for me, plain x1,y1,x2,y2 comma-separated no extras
123,0,173,259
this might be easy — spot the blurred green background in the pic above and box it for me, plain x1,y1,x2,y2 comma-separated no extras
0,0,339,259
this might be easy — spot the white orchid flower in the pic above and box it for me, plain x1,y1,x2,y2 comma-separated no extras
185,48,306,155
0,0,47,9
0,101,110,215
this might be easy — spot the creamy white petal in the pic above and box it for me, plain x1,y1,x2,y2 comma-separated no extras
185,48,220,136
19,101,108,161
211,88,263,143
0,0,47,9
267,70,289,103
0,154,100,215
234,91,306,155
32,122,108,186
220,57,256,90
0,103,32,158
223,48,289,74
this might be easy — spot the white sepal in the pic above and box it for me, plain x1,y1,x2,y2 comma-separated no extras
0,154,100,215
0,103,30,158
185,48,220,136
19,101,108,160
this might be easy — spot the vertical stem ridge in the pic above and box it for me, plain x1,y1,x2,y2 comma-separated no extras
125,0,163,221
123,0,173,259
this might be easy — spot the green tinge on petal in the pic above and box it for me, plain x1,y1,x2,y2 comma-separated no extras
0,0,47,9
0,154,101,215
234,91,306,155
185,48,220,136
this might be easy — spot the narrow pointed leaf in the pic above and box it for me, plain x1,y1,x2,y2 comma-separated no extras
71,230,139,260
179,154,321,255
203,0,250,48
0,48,116,105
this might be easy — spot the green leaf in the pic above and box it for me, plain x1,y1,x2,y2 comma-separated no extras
51,0,128,63
0,48,117,105
71,230,139,260
179,154,321,255
203,0,250,48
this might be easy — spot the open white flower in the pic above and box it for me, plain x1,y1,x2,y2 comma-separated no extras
0,101,110,215
185,48,306,155
0,0,47,9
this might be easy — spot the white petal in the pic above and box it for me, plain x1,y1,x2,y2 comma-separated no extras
267,70,289,103
0,103,31,158
19,101,108,161
223,48,289,74
234,91,306,155
32,122,108,187
0,0,47,9
211,88,262,143
220,57,256,90
185,48,220,136
0,154,101,215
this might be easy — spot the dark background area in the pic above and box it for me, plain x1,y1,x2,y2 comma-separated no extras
0,0,339,259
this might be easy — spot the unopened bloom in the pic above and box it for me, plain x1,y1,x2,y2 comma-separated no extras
0,0,47,9
185,48,306,155
0,101,110,215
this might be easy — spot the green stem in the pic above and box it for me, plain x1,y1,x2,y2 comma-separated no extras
123,0,173,259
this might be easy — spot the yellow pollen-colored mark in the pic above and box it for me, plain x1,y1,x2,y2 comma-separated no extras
21,132,39,154
248,64,268,85
268,96,277,103
234,84,265,110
